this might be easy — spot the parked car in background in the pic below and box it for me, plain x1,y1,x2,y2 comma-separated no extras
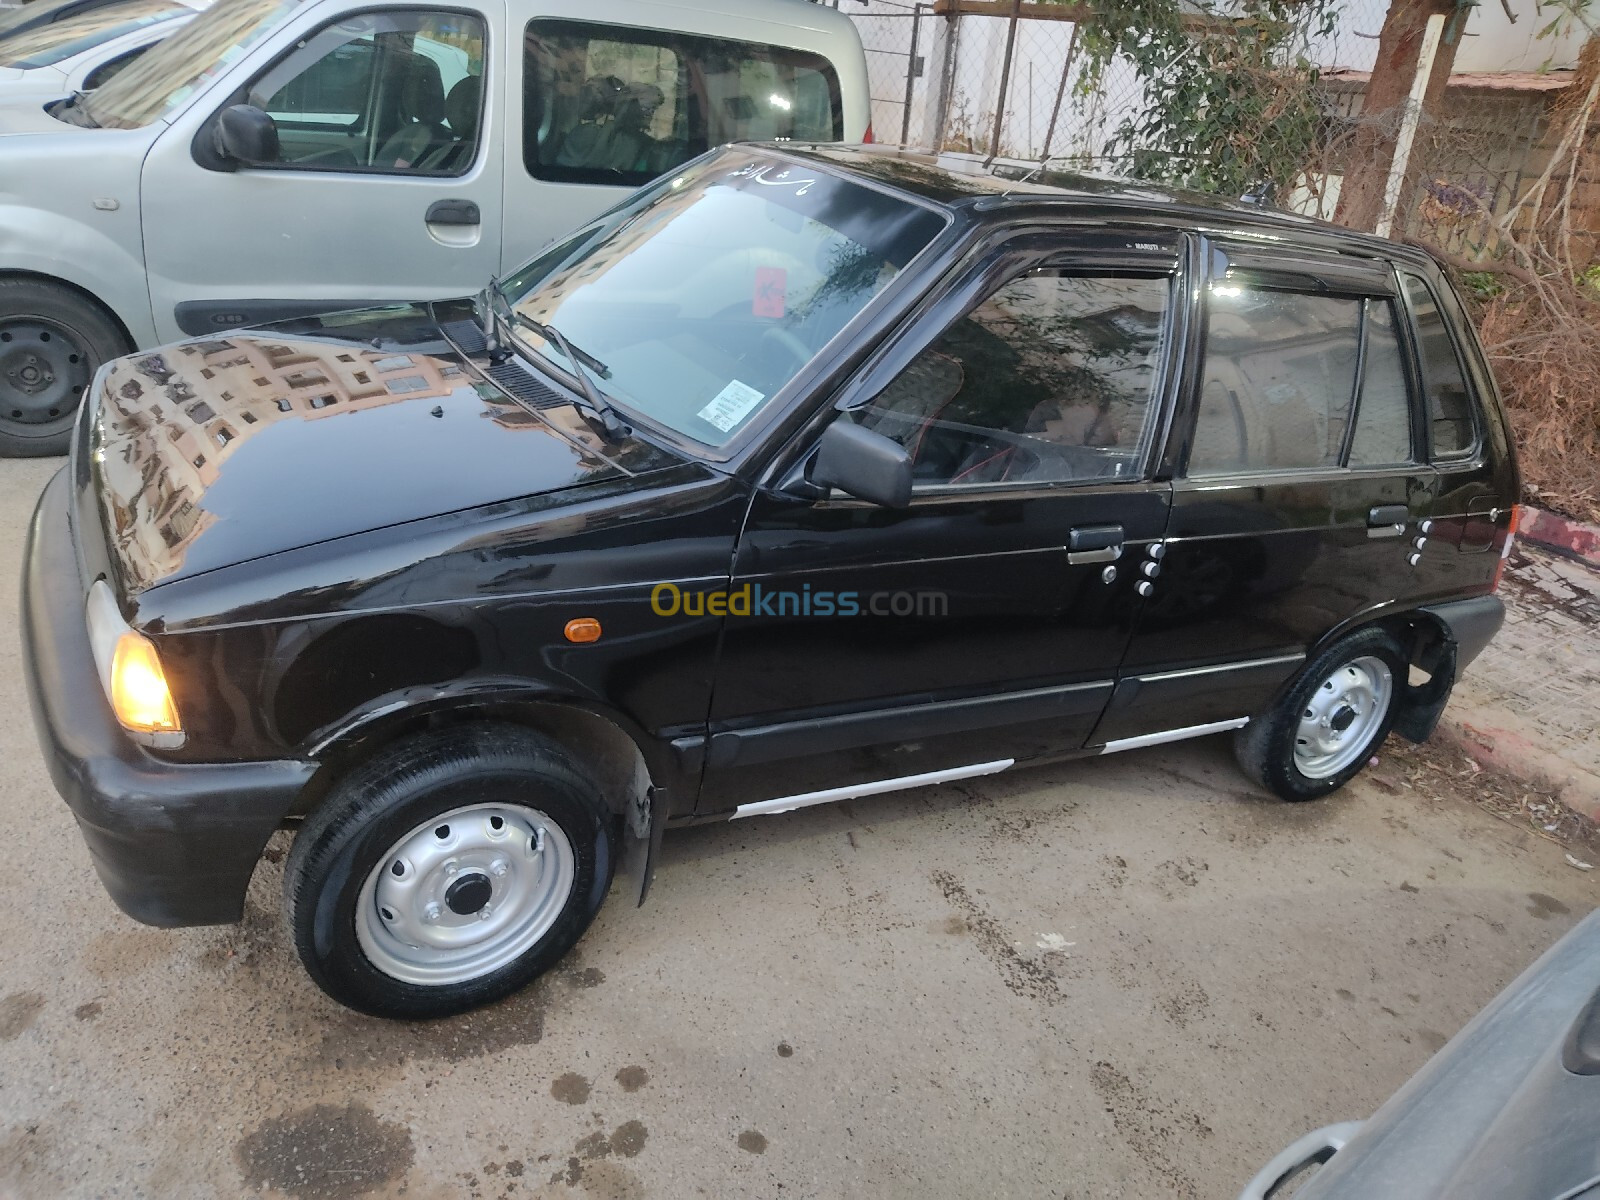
1240,905,1600,1200
0,0,132,39
23,145,1520,1018
0,0,207,110
0,0,870,456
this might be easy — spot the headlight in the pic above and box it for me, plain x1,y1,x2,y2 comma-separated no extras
86,580,184,746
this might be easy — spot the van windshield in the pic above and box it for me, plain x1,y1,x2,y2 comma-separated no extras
0,0,193,70
499,148,947,449
79,0,298,128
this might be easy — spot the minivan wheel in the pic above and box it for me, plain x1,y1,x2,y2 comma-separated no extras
286,724,614,1018
1234,627,1406,802
0,279,129,457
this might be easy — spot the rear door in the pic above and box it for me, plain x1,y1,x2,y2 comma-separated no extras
696,229,1185,815
1092,242,1438,746
141,5,501,341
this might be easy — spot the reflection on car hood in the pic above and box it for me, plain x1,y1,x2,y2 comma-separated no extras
87,303,683,593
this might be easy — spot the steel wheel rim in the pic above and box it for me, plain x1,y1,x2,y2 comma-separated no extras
355,802,576,986
0,317,93,435
1293,655,1393,779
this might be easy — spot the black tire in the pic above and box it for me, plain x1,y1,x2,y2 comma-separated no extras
0,278,129,457
285,724,614,1018
1234,627,1406,803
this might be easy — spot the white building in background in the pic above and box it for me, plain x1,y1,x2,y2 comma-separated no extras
840,0,1590,163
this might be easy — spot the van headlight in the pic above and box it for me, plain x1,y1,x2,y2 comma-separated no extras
86,580,184,746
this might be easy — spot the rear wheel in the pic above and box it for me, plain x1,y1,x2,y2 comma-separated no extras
1235,627,1406,802
0,279,128,457
286,724,614,1018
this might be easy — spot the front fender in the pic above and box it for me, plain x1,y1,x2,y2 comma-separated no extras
0,203,156,346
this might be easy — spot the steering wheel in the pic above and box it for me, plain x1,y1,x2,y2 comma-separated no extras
760,326,812,373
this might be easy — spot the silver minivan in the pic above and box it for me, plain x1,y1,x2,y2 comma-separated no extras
0,0,868,454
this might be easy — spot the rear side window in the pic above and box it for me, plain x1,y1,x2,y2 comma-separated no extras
1188,287,1361,475
523,19,842,188
1401,274,1477,458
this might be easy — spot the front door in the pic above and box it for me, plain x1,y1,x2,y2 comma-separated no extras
697,231,1186,815
141,5,502,342
1093,243,1439,745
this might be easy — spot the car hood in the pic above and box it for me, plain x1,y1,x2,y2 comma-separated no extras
85,302,686,593
0,96,75,135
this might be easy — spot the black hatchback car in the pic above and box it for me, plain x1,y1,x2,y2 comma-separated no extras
23,145,1519,1017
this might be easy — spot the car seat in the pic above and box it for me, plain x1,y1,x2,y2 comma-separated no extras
605,82,663,173
416,75,480,172
375,52,448,169
555,74,625,170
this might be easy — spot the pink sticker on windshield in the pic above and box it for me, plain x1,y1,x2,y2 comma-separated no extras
753,267,787,319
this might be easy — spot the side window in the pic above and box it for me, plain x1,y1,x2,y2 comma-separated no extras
850,272,1170,487
246,11,484,175
524,20,842,188
1188,287,1361,476
1348,299,1413,466
83,44,149,91
1402,274,1477,458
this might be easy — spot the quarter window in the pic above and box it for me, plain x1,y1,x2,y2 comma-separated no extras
852,272,1170,487
1348,299,1413,467
245,11,484,175
1188,287,1361,476
523,20,842,187
1402,274,1477,458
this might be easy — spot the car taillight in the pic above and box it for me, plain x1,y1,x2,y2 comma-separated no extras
862,122,875,144
1491,504,1522,591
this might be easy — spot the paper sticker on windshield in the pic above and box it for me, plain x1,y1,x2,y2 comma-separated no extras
753,267,787,318
698,380,765,433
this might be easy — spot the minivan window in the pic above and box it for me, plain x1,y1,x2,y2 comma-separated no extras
1348,299,1413,467
1188,286,1362,476
499,149,945,448
0,0,189,69
245,11,484,174
79,0,301,129
1401,274,1477,458
524,20,843,188
853,272,1170,486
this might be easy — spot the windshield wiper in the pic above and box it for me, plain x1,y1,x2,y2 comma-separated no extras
483,280,627,440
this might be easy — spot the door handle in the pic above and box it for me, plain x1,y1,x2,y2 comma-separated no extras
426,198,480,226
1367,505,1409,539
1068,524,1124,565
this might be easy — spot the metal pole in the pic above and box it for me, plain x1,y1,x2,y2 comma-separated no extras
987,0,1023,163
1039,23,1079,163
1375,12,1446,239
901,3,928,146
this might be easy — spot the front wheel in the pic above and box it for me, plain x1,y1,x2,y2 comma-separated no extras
285,724,614,1018
1234,627,1406,802
0,279,129,457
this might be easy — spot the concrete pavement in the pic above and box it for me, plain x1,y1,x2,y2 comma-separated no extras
0,458,1596,1200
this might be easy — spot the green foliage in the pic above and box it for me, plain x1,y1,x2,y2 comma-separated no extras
1461,271,1506,302
1075,0,1339,197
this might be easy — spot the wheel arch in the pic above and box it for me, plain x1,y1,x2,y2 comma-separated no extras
1304,603,1464,743
0,267,144,353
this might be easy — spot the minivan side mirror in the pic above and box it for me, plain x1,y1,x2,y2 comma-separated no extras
809,420,913,509
214,104,279,166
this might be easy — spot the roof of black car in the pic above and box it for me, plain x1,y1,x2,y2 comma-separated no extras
778,143,1398,254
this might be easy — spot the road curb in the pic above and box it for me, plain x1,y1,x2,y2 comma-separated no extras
1436,711,1600,825
1521,505,1600,570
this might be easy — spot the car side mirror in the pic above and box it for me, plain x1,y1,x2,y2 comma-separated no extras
809,420,913,509
214,104,279,166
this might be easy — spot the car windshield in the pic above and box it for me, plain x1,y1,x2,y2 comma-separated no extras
78,0,297,128
0,0,194,70
498,148,947,448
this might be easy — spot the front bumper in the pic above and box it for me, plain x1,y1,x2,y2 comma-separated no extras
21,469,315,927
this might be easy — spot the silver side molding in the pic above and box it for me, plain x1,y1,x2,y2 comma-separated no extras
1098,717,1249,755
733,759,1016,819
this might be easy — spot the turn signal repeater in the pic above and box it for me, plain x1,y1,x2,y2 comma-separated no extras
564,617,603,644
